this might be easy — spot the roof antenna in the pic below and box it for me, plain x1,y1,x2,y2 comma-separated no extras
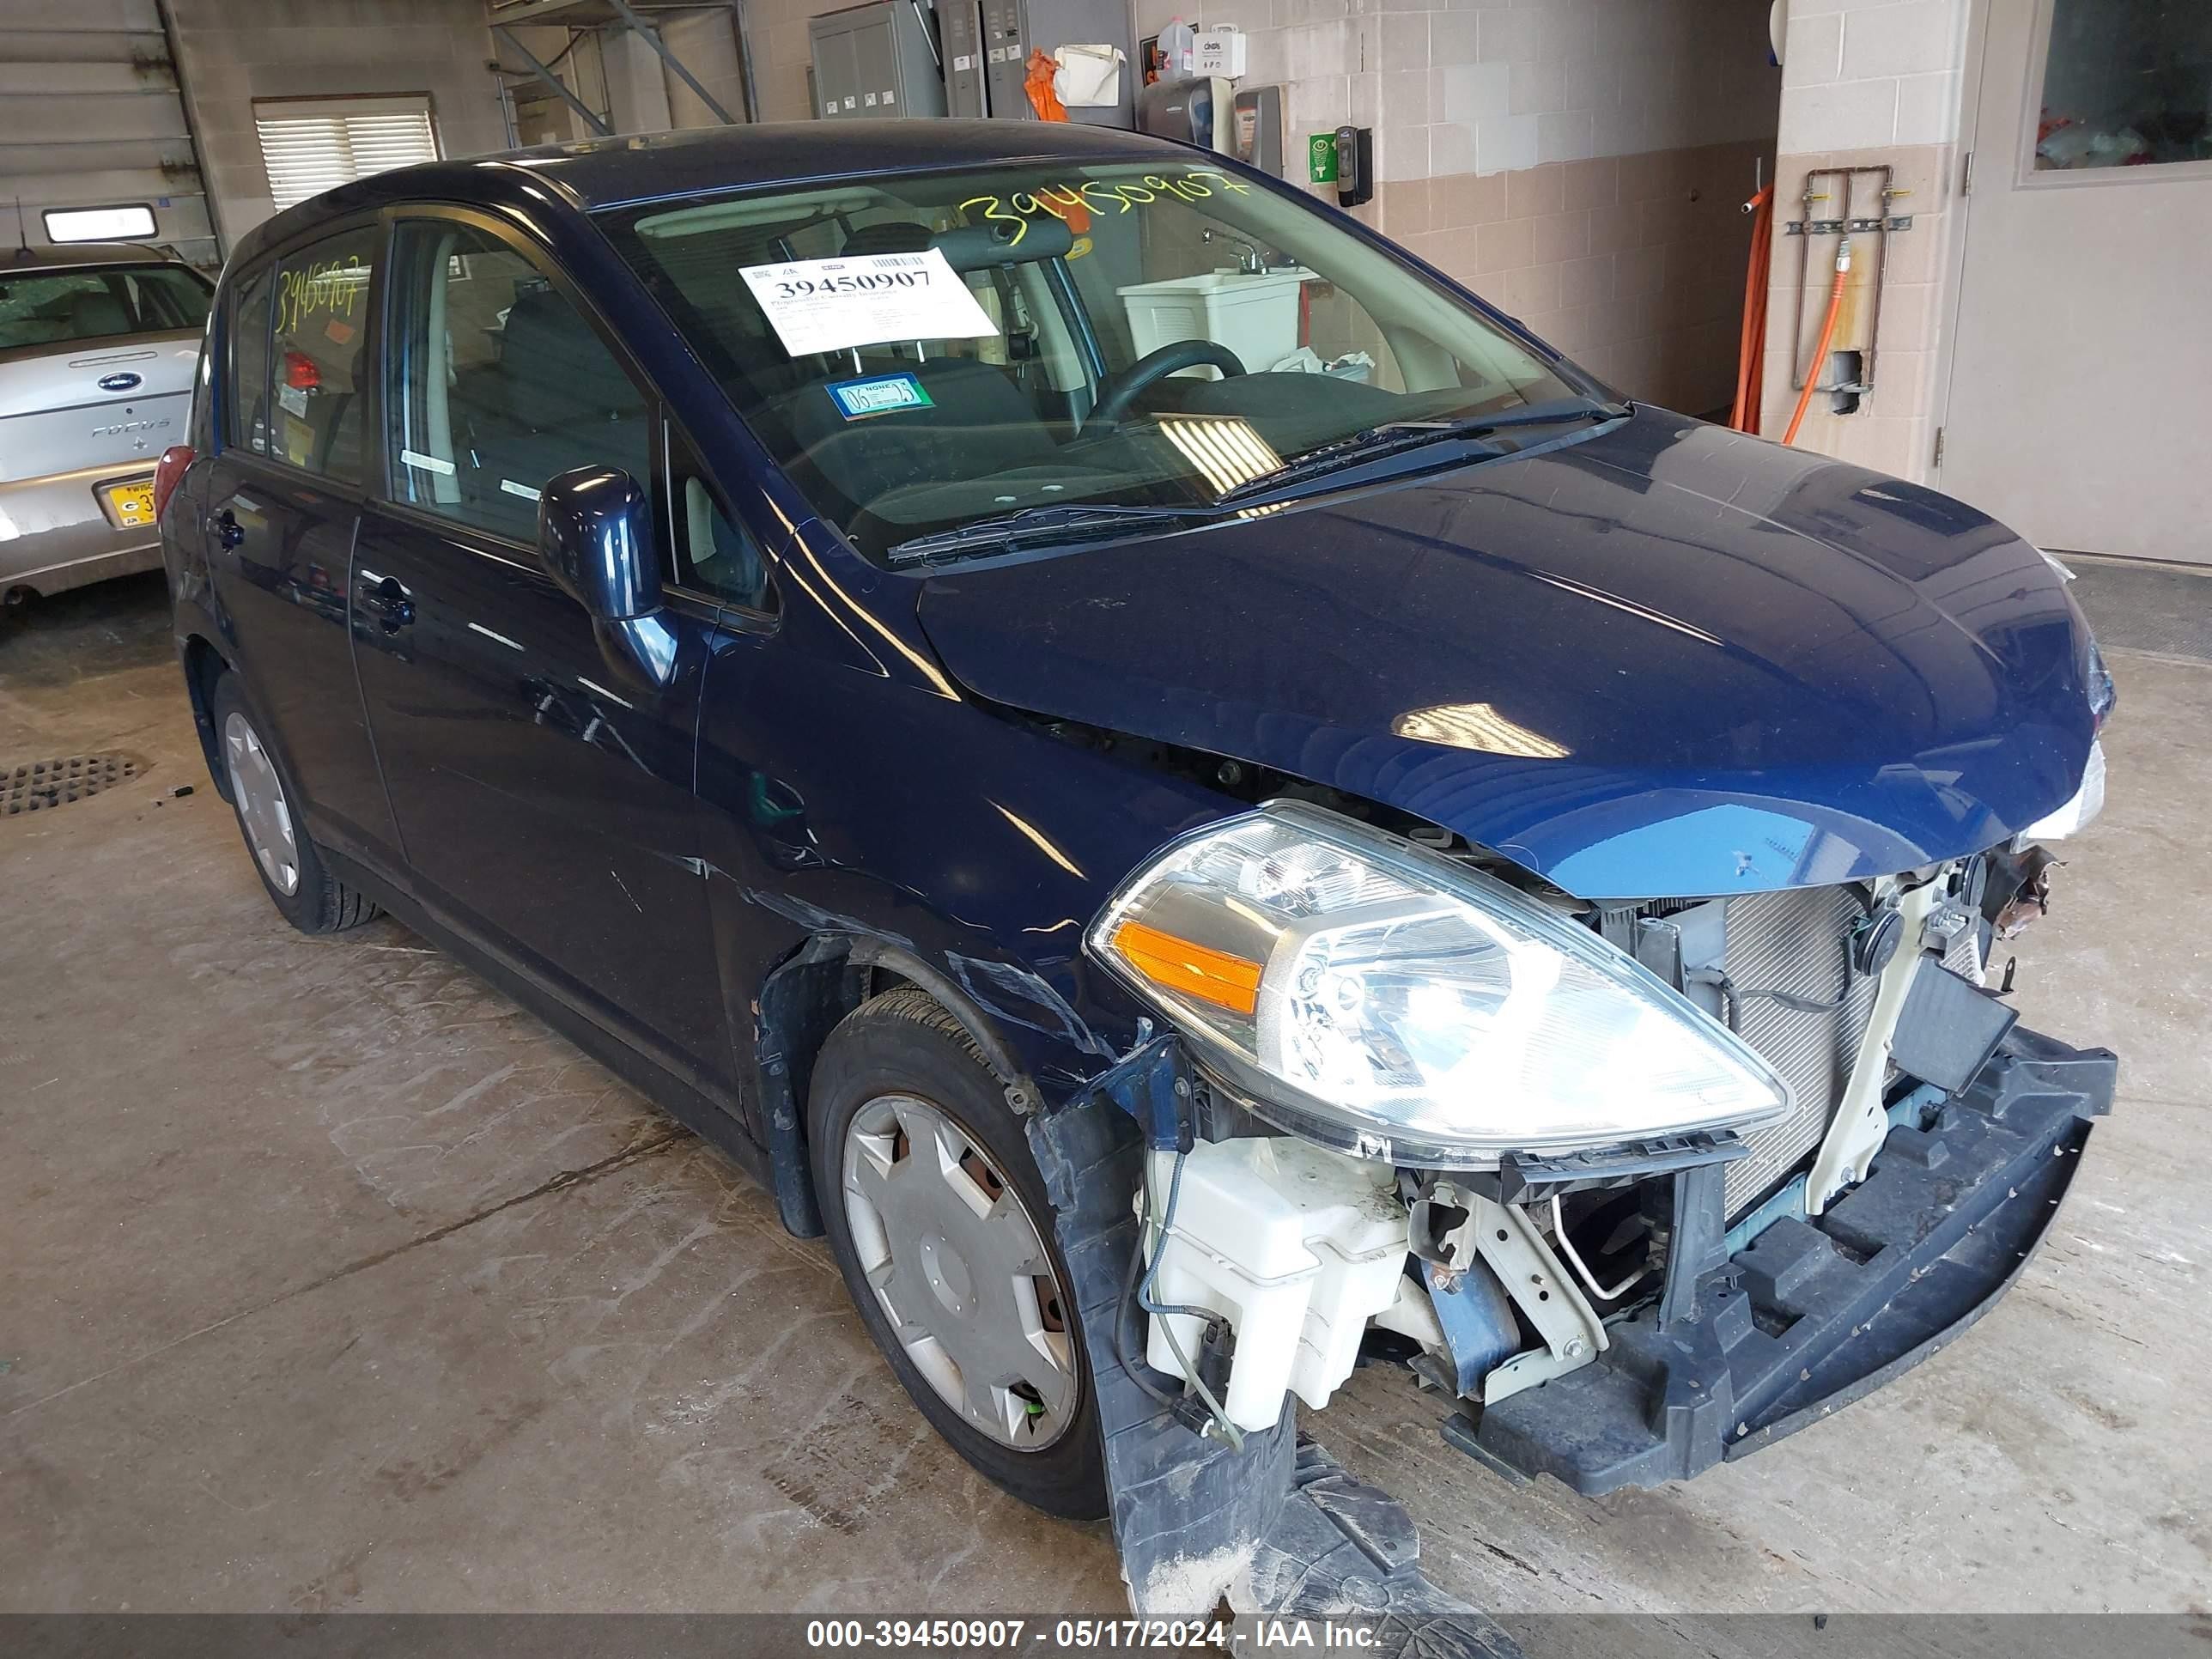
11,198,30,259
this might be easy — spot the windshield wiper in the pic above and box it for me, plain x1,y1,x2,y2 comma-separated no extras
1218,398,1629,505
884,400,1630,561
886,502,1224,564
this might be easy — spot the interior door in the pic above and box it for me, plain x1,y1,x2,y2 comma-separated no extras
1942,0,2212,561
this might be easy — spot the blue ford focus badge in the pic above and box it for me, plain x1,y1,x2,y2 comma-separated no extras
98,372,143,392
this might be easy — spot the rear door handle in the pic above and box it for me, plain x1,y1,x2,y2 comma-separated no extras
360,574,415,631
210,508,245,550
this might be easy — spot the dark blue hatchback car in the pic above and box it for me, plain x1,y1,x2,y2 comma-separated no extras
157,121,2117,1604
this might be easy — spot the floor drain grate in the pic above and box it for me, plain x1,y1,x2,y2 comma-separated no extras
3,753,142,816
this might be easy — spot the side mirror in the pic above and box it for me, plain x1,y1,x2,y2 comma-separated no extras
537,465,678,690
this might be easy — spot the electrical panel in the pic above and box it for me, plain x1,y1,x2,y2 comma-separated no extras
943,0,1133,130
941,0,988,117
810,0,947,121
981,0,1030,119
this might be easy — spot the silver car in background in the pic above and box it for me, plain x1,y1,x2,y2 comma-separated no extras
2,243,212,607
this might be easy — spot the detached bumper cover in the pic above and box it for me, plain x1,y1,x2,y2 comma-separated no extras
1454,1026,2116,1495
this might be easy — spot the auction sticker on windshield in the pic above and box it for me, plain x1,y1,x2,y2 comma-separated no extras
740,248,996,357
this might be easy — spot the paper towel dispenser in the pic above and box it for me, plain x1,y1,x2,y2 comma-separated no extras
1136,74,1232,151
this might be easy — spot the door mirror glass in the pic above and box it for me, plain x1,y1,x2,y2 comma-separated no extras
537,465,661,621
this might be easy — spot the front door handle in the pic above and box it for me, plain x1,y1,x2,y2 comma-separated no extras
360,575,415,632
210,508,246,550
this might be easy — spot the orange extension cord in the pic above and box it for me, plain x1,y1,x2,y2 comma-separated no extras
1783,240,1853,447
1728,185,1772,434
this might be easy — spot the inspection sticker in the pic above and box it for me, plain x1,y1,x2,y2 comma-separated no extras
739,248,996,357
826,373,934,420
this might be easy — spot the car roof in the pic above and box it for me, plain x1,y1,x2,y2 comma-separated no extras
497,118,1187,207
3,241,190,273
235,119,1212,259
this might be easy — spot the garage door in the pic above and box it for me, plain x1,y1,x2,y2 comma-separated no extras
0,0,217,269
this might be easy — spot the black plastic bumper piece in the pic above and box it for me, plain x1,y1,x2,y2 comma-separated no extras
1451,1026,2116,1495
1037,1043,1517,1656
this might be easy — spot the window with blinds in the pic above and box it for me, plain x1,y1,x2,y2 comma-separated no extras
253,97,441,213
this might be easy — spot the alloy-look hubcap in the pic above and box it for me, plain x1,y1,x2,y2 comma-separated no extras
841,1093,1079,1450
223,710,301,897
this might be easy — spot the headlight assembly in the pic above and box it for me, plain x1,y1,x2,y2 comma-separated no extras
1087,803,1792,1165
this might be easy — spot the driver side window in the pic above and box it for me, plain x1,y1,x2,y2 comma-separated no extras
384,220,652,543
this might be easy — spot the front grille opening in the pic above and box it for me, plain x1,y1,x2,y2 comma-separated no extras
2,753,142,816
1553,1187,1659,1310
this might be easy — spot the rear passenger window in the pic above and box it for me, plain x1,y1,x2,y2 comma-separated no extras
385,220,651,543
267,228,378,480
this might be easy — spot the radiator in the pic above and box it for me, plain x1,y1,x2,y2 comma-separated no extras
1720,890,1990,1217
1723,888,1881,1217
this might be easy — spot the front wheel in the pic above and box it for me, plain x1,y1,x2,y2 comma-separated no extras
810,986,1106,1518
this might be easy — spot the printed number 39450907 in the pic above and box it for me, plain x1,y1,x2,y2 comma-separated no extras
775,269,933,300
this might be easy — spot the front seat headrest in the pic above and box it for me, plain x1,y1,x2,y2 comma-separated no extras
498,289,644,429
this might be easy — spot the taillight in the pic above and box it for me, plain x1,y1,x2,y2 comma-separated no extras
153,444,195,525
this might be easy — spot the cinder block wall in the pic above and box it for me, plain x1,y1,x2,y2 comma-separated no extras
1760,0,1970,480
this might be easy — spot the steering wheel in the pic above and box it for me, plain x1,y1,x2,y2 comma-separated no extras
1086,340,1247,430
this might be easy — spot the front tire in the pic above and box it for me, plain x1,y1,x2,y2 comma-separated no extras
210,673,380,935
810,986,1107,1519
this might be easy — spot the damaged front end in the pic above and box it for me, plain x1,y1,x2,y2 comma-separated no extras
1045,787,2113,1617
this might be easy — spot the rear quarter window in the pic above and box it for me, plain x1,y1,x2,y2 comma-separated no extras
261,227,380,481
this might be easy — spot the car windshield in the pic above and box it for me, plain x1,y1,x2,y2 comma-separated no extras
0,263,211,352
599,161,1597,562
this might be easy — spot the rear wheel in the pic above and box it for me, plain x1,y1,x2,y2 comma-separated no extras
810,986,1106,1518
210,673,380,935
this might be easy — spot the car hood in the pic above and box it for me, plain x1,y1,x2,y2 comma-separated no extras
913,408,2099,899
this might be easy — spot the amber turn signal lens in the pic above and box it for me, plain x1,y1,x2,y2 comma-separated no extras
1112,918,1262,1017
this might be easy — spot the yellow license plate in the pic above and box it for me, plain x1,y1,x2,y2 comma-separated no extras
104,479,157,527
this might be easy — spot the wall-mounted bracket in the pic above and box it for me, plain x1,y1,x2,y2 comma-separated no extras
1787,214,1916,235
1790,164,1904,400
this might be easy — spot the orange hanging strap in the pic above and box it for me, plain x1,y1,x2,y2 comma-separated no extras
1024,49,1069,121
1729,185,1773,434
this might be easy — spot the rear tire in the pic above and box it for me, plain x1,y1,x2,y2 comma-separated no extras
210,673,380,935
810,985,1107,1520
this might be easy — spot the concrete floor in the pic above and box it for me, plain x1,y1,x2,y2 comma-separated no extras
3,572,2207,1617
